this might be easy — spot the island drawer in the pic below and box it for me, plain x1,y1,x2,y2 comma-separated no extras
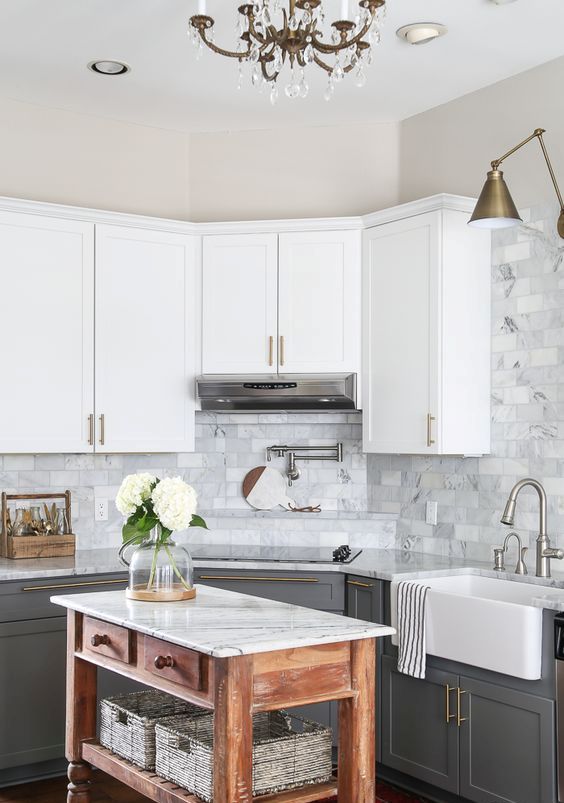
143,634,203,691
0,573,129,623
194,569,345,611
83,616,133,665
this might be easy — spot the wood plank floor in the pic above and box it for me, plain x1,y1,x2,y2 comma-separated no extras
0,772,430,802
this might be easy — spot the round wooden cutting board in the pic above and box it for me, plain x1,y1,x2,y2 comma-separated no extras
243,466,295,510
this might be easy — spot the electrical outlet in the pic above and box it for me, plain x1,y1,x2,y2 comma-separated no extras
425,500,438,526
95,499,108,522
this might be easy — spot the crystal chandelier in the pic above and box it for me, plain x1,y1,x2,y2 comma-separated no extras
188,0,386,104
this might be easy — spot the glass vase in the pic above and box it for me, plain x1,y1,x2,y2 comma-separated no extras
119,527,195,602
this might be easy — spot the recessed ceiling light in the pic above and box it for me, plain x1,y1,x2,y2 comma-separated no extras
396,23,448,45
87,60,130,76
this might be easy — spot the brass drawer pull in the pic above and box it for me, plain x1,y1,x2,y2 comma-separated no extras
198,576,319,583
427,413,436,447
347,580,373,588
90,634,111,648
457,687,468,727
268,335,274,367
88,413,94,446
22,579,127,592
445,684,456,723
99,413,106,446
279,335,285,366
154,655,175,670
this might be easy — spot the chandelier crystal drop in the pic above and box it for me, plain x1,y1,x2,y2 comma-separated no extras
188,0,386,102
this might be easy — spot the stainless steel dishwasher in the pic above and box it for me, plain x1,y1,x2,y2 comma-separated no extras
555,614,564,801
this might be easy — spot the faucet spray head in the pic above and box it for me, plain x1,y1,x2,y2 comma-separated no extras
501,497,516,526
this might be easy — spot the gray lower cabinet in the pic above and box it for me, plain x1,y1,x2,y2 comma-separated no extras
0,572,140,787
381,655,556,803
346,575,384,762
194,568,345,745
459,676,555,803
0,616,67,772
381,654,459,794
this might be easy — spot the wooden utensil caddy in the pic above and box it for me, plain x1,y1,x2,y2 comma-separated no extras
1,490,75,559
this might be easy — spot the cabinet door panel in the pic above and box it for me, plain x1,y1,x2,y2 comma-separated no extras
95,225,198,453
459,676,555,803
278,231,360,374
0,212,94,453
202,234,278,374
381,654,459,794
363,212,440,454
0,617,67,770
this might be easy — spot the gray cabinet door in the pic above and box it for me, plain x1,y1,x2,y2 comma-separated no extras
346,576,383,623
346,576,383,762
0,617,67,771
381,654,459,794
459,676,556,803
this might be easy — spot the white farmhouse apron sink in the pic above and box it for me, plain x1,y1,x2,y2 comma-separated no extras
390,574,564,680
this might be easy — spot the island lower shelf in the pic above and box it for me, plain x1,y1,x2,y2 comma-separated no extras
82,741,338,803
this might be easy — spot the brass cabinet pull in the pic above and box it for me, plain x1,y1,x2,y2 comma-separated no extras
91,634,110,648
198,575,318,583
427,413,436,447
280,335,285,367
445,684,456,723
88,414,94,446
457,687,468,727
347,580,374,589
99,414,105,446
268,335,274,367
154,655,175,670
22,579,127,592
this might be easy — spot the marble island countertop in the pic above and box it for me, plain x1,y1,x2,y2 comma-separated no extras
51,585,394,657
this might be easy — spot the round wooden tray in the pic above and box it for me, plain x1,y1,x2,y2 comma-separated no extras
125,585,197,602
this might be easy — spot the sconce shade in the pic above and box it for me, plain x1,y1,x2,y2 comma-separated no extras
469,169,522,229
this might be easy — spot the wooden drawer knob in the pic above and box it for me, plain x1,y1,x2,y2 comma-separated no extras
90,634,110,647
154,655,175,670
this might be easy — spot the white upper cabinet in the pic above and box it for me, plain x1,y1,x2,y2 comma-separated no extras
202,234,278,374
0,211,94,453
278,231,361,374
95,225,198,453
201,230,361,376
363,203,491,455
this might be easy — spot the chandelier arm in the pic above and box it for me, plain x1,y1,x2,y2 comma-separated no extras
313,54,333,74
247,18,270,46
260,61,279,83
198,29,251,59
311,20,371,54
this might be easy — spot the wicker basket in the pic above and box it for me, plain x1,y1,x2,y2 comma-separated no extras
100,690,206,770
155,710,333,802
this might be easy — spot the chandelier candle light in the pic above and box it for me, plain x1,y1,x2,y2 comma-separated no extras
117,474,207,602
188,0,387,103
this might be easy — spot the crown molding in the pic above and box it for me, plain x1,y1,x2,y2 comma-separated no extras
361,193,477,228
0,193,476,235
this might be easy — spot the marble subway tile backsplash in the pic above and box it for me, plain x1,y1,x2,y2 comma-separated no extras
0,412,387,550
368,202,564,563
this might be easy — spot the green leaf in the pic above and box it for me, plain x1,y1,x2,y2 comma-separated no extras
122,523,146,544
189,514,208,530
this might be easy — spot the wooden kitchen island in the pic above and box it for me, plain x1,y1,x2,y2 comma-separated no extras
52,585,393,803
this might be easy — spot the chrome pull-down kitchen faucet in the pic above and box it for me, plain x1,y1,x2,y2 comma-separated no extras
500,478,564,578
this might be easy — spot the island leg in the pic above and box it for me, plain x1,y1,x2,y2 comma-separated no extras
66,611,97,802
338,638,376,803
213,654,254,803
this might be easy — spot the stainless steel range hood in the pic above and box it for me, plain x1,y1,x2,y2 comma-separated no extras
196,374,357,412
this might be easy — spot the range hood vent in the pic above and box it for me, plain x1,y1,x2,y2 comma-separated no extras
196,374,357,412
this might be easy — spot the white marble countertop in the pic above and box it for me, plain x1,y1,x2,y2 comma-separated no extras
51,586,394,657
7,544,564,614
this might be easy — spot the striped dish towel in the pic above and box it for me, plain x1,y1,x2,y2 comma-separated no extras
397,581,430,679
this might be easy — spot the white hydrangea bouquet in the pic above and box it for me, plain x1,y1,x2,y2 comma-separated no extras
117,474,207,601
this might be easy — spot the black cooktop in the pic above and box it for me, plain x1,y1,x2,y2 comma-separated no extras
190,544,362,564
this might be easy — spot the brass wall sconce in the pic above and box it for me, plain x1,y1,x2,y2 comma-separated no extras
469,128,564,238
